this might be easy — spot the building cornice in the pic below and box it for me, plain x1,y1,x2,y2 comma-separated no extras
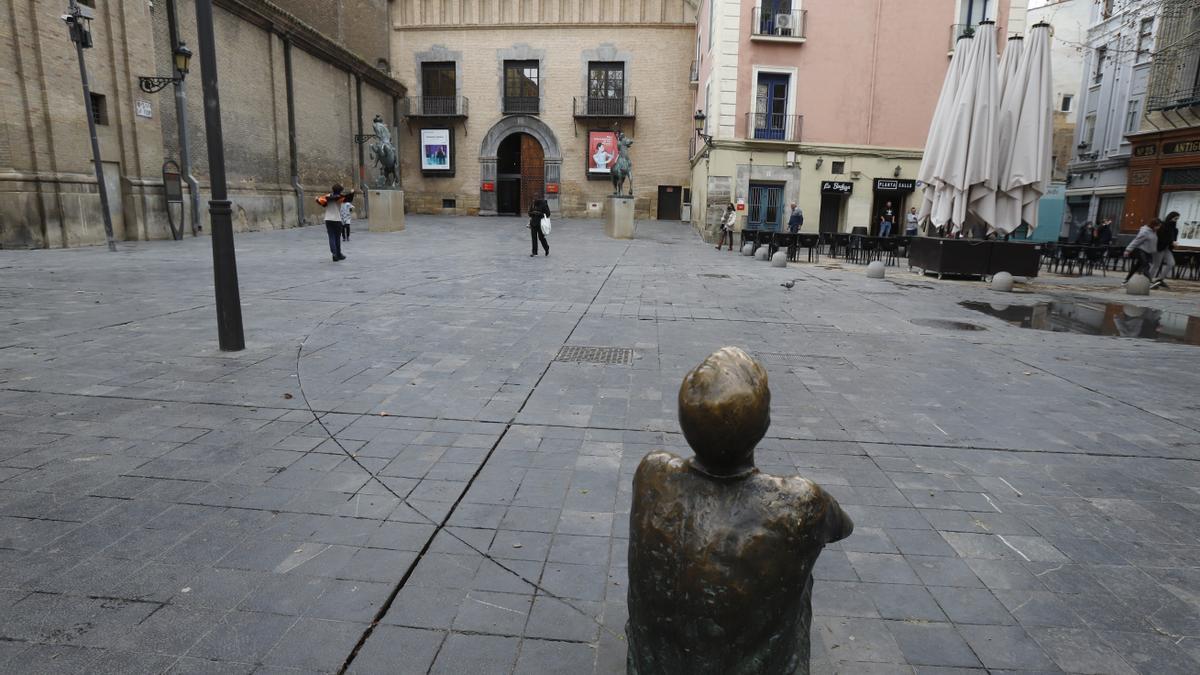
216,0,407,97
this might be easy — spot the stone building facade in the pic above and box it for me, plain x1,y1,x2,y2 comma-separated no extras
391,0,696,219
0,0,404,249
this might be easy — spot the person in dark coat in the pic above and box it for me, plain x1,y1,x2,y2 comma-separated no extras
1151,211,1179,289
786,203,803,233
529,198,550,257
1074,221,1094,245
1095,219,1113,245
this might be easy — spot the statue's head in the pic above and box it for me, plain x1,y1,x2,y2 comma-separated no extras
373,113,384,123
678,347,769,476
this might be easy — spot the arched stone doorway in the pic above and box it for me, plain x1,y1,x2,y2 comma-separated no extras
496,133,545,216
479,116,562,216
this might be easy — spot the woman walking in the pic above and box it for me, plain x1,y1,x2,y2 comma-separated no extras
1123,218,1160,283
529,198,550,257
715,203,736,251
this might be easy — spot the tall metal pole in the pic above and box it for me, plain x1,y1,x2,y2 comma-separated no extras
355,75,369,218
66,0,117,252
194,0,245,351
166,0,202,236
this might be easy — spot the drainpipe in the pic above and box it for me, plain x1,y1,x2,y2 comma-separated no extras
282,36,304,226
356,74,368,218
166,0,202,235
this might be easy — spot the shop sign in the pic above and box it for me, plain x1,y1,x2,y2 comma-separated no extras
1130,168,1152,186
481,181,495,192
1133,144,1157,158
821,181,853,195
873,178,916,192
1163,139,1200,156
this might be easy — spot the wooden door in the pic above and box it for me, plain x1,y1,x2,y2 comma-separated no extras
519,134,544,214
657,186,682,220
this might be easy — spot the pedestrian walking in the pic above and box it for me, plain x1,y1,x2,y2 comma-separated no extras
1123,218,1160,283
1150,211,1179,289
905,207,919,236
1074,221,1094,245
715,203,736,250
316,184,353,261
529,198,550,257
339,192,355,242
878,201,895,237
786,203,803,234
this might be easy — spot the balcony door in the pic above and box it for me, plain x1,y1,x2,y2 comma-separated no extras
587,62,625,116
759,0,795,35
753,73,789,140
421,62,455,115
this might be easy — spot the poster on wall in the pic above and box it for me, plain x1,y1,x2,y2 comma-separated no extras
587,130,618,177
420,128,453,175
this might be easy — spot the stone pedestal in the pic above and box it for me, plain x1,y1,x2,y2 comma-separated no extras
604,196,635,239
367,190,405,232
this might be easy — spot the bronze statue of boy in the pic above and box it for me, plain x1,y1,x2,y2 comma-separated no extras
627,346,854,674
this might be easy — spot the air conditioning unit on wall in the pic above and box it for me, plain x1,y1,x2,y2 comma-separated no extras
774,14,794,33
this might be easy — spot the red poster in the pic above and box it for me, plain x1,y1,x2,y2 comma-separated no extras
587,130,618,174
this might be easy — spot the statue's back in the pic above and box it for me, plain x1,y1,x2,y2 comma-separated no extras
627,451,847,675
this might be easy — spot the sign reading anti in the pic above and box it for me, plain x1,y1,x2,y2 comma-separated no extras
873,178,916,192
821,181,853,195
420,128,453,175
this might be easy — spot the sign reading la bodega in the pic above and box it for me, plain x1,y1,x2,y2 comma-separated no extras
873,178,916,192
821,181,853,195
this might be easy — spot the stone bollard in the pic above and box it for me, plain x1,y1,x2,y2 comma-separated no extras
755,245,770,260
991,271,1015,292
627,347,854,674
866,260,885,278
770,251,787,267
742,243,755,256
1126,274,1152,296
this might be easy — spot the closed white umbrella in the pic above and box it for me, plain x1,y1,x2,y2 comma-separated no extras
993,35,1026,232
962,20,1000,232
917,31,973,230
994,23,1053,235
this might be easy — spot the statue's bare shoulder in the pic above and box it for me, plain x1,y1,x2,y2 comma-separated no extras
634,450,687,481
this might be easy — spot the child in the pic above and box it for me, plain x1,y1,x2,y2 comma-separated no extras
316,184,354,261
340,191,355,242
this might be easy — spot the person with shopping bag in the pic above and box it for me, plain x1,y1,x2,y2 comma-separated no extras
529,198,550,257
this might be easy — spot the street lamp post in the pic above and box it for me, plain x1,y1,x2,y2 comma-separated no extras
193,0,245,351
63,0,117,252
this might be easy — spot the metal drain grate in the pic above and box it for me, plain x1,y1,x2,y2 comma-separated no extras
554,345,634,365
699,273,731,278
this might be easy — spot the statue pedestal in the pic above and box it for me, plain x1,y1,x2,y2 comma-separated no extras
604,196,635,239
367,190,405,232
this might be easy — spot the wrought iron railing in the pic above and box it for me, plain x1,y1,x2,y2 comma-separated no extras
572,96,637,117
503,96,540,114
745,112,803,142
405,96,468,117
751,8,807,39
1145,8,1200,111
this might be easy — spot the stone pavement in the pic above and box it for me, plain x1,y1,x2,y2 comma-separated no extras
1,216,1199,674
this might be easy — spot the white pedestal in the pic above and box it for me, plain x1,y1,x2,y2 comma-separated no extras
367,190,405,232
604,196,635,239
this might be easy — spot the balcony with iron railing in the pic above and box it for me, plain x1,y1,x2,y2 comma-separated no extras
404,96,469,118
751,8,807,41
503,96,540,115
572,96,637,118
1146,42,1200,110
744,112,803,142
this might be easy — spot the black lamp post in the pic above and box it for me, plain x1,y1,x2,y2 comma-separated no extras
137,43,192,93
193,0,245,351
63,0,117,252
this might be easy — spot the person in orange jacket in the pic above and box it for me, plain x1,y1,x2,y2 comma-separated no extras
316,184,354,261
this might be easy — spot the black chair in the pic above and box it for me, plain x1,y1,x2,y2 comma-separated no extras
1083,245,1106,276
797,233,821,262
878,237,900,266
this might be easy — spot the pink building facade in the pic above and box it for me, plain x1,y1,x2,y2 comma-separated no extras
691,0,1018,236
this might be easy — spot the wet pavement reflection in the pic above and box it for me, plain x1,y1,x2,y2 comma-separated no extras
960,300,1200,346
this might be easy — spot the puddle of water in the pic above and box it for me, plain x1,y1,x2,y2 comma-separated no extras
960,300,1200,346
911,318,987,331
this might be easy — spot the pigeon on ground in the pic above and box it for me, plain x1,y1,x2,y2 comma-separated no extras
780,280,798,290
